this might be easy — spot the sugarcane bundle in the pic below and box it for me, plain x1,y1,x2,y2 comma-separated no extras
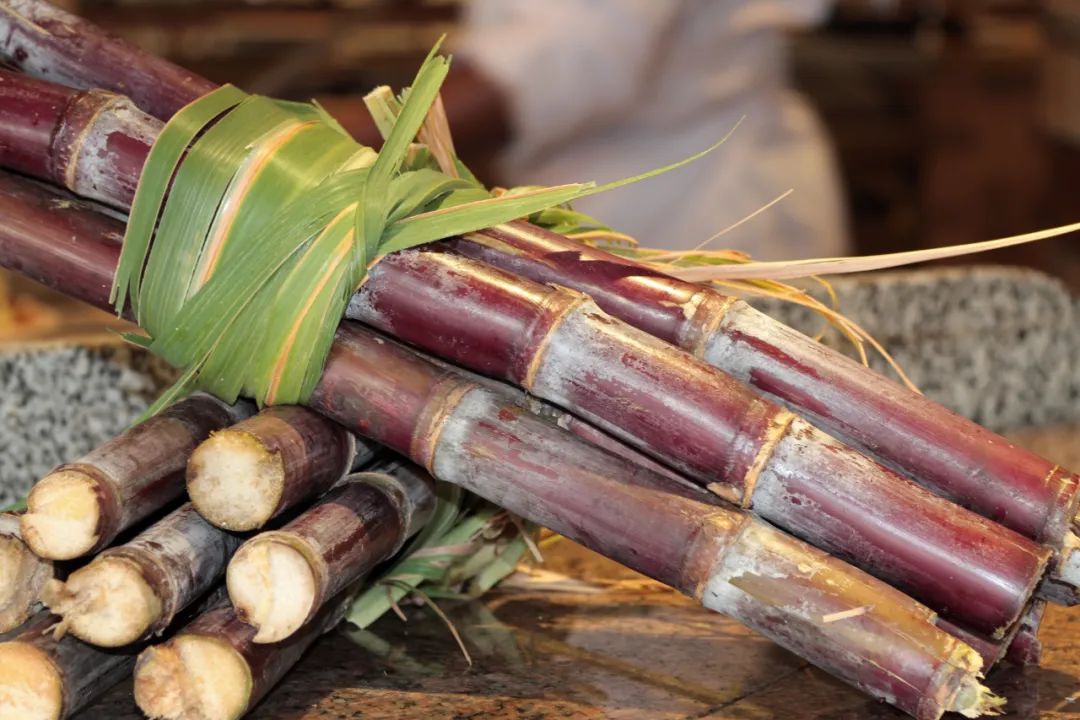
0,1,1079,717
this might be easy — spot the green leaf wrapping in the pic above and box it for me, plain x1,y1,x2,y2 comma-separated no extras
111,50,610,411
103,40,734,637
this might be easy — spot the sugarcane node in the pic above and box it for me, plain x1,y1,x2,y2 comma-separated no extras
20,467,110,561
732,409,796,507
516,289,592,391
408,378,476,473
679,291,739,360
187,429,286,532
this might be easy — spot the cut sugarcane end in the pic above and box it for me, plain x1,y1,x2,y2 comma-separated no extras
945,643,1003,718
135,635,251,720
42,558,161,647
21,470,102,560
188,431,285,532
949,676,1005,718
227,539,316,644
0,641,63,720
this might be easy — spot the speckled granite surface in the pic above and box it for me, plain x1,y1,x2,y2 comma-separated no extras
0,337,174,506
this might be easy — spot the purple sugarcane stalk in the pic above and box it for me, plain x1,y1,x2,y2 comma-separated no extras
0,166,1000,720
453,224,1080,547
19,392,242,561
0,70,1058,638
0,0,215,120
1,0,1073,555
187,405,365,532
227,465,435,643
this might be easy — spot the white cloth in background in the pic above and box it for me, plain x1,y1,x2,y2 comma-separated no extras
455,0,850,259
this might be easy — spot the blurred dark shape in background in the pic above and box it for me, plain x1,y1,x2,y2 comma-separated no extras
5,0,1080,288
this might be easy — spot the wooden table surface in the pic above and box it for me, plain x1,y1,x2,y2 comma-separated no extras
81,426,1080,720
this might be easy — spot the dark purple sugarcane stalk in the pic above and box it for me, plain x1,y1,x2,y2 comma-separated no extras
933,606,1042,671
0,169,998,720
41,504,243,647
0,0,216,120
348,247,1062,633
452,224,1080,547
1004,601,1045,666
187,405,370,532
227,464,435,643
0,512,53,633
19,391,244,561
133,593,351,720
0,610,135,718
0,70,160,210
0,71,1059,638
2,2,1076,561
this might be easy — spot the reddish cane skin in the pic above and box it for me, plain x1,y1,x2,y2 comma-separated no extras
352,248,1049,635
449,226,705,345
0,120,1052,632
749,421,1051,634
717,320,1080,544
68,394,238,552
225,407,354,522
0,0,217,121
0,168,988,720
315,362,718,588
0,171,121,311
2,21,1075,546
306,325,454,457
355,249,778,488
360,247,550,380
451,225,1080,546
0,71,153,208
0,70,70,183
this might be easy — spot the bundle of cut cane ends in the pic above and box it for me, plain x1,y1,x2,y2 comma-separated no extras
0,2,1078,718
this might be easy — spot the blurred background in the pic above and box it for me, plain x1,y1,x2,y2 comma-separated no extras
4,0,1080,338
